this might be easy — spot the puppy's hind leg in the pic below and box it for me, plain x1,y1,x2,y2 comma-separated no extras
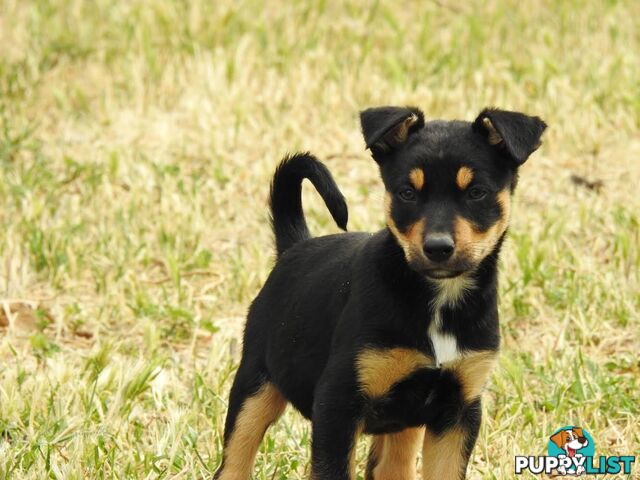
214,365,287,480
310,369,365,480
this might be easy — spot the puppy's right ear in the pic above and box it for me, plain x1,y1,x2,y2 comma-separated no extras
360,106,424,161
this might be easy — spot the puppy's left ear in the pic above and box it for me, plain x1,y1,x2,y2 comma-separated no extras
473,108,547,165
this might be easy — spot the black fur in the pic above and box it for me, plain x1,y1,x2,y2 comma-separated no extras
270,152,348,257
215,107,546,480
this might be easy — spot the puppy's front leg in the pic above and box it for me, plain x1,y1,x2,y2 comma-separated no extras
310,371,363,480
422,399,482,480
422,351,497,479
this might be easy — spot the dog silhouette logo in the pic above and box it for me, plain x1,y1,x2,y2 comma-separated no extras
548,426,594,476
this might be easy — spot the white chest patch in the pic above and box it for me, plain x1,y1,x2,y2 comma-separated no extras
427,275,475,366
428,313,459,365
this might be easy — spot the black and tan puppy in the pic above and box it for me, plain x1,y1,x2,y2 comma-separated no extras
214,106,546,480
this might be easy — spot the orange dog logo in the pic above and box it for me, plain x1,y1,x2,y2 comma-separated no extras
549,427,590,475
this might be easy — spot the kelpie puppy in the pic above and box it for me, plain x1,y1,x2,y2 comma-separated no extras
214,106,546,480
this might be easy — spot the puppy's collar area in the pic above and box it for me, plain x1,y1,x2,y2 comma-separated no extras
428,273,476,310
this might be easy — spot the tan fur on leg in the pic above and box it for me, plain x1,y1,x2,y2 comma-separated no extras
368,428,423,480
217,383,287,480
348,424,363,480
422,427,468,480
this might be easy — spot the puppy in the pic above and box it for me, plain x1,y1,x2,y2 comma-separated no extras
214,106,547,480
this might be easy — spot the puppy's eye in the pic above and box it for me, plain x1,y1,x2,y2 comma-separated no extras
468,187,487,200
397,187,417,202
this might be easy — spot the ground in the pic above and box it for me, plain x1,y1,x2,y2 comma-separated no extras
0,1,638,479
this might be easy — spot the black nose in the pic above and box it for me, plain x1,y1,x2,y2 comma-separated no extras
423,235,455,262
578,437,587,444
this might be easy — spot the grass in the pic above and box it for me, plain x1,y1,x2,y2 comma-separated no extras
0,0,638,478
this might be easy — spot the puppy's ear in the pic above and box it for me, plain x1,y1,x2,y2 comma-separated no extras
573,427,584,437
360,106,424,160
550,430,567,448
473,108,547,165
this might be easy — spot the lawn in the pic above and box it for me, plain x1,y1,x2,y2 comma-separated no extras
0,1,638,478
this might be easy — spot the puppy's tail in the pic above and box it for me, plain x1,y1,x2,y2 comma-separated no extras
269,153,348,257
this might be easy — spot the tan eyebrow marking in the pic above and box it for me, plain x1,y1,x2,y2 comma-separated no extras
409,168,424,190
456,167,474,190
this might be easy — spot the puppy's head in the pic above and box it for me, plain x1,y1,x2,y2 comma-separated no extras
361,106,546,280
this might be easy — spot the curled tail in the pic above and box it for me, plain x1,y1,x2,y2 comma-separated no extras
269,153,348,257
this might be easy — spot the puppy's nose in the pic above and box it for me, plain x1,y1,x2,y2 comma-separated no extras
423,235,455,262
578,437,587,444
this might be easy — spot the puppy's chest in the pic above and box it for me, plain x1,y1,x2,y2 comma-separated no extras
427,308,461,366
425,280,473,365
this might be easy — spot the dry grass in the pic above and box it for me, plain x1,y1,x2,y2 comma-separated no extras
0,1,638,478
